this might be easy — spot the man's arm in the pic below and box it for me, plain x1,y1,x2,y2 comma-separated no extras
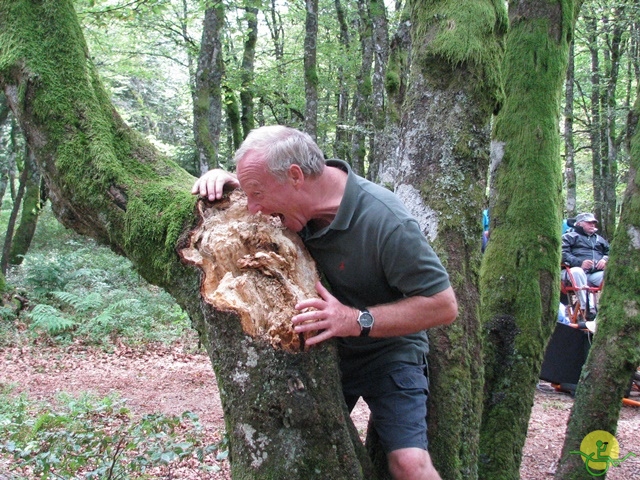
292,282,457,346
191,169,240,201
561,233,581,266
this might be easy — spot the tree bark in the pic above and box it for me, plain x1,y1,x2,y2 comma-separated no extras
555,58,640,480
0,92,11,203
374,4,410,187
1,146,27,275
240,4,258,137
379,1,507,478
8,144,43,266
0,2,373,477
304,0,318,139
479,1,582,478
350,0,374,176
586,11,605,225
193,2,226,174
367,0,389,181
600,4,628,239
564,42,577,218
332,0,352,162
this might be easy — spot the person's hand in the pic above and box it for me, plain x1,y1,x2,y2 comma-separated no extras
581,259,594,271
191,169,240,201
292,281,359,346
595,259,607,270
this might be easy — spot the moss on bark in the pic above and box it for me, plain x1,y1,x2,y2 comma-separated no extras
478,2,581,478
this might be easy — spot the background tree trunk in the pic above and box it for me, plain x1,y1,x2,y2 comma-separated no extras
564,42,577,218
333,0,352,162
479,1,581,478
240,3,257,137
379,1,507,478
0,148,27,275
586,11,605,227
8,145,43,266
304,0,318,139
193,3,226,174
555,63,640,480
367,0,389,181
350,0,374,176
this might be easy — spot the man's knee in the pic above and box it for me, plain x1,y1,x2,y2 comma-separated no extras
588,271,604,287
569,267,588,285
387,448,441,480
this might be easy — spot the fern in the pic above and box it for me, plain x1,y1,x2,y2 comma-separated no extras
29,304,76,335
51,291,103,312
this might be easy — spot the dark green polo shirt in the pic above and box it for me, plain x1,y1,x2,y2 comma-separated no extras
300,160,450,379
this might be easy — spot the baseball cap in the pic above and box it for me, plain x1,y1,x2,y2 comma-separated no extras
576,213,598,223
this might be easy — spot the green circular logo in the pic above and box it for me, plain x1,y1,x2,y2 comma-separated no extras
579,430,619,473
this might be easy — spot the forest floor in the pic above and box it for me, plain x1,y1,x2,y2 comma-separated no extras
1,334,639,479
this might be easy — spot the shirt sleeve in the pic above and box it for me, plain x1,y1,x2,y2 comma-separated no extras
380,219,450,298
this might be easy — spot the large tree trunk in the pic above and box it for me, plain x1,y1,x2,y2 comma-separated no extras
555,61,640,480
0,2,373,478
378,1,507,478
479,1,582,478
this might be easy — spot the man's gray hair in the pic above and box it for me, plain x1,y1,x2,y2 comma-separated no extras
233,126,325,181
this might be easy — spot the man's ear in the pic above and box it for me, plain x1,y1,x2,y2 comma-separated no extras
288,164,304,188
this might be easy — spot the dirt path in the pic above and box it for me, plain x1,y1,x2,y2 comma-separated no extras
1,339,638,479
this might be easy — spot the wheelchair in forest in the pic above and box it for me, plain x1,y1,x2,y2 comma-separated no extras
539,265,640,406
559,264,603,326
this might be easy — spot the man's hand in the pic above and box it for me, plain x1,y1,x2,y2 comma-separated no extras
191,169,240,201
292,281,359,346
581,259,594,271
595,259,607,270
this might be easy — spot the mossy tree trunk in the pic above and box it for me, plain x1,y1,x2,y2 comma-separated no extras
555,64,640,480
0,2,372,478
377,1,508,478
0,145,27,275
8,144,43,266
478,1,582,478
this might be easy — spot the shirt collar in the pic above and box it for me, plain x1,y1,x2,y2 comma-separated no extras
325,159,357,232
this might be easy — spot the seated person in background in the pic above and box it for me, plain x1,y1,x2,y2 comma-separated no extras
561,212,610,319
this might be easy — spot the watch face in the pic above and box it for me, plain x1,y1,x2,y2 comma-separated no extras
358,311,374,328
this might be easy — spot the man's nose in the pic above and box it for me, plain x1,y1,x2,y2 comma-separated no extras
247,200,262,215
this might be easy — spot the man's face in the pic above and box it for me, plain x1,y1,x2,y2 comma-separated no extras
579,220,598,235
236,154,308,232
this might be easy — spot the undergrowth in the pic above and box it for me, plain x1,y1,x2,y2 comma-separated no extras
0,385,227,479
1,203,192,349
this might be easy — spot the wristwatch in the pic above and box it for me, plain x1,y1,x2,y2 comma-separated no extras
357,309,375,337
